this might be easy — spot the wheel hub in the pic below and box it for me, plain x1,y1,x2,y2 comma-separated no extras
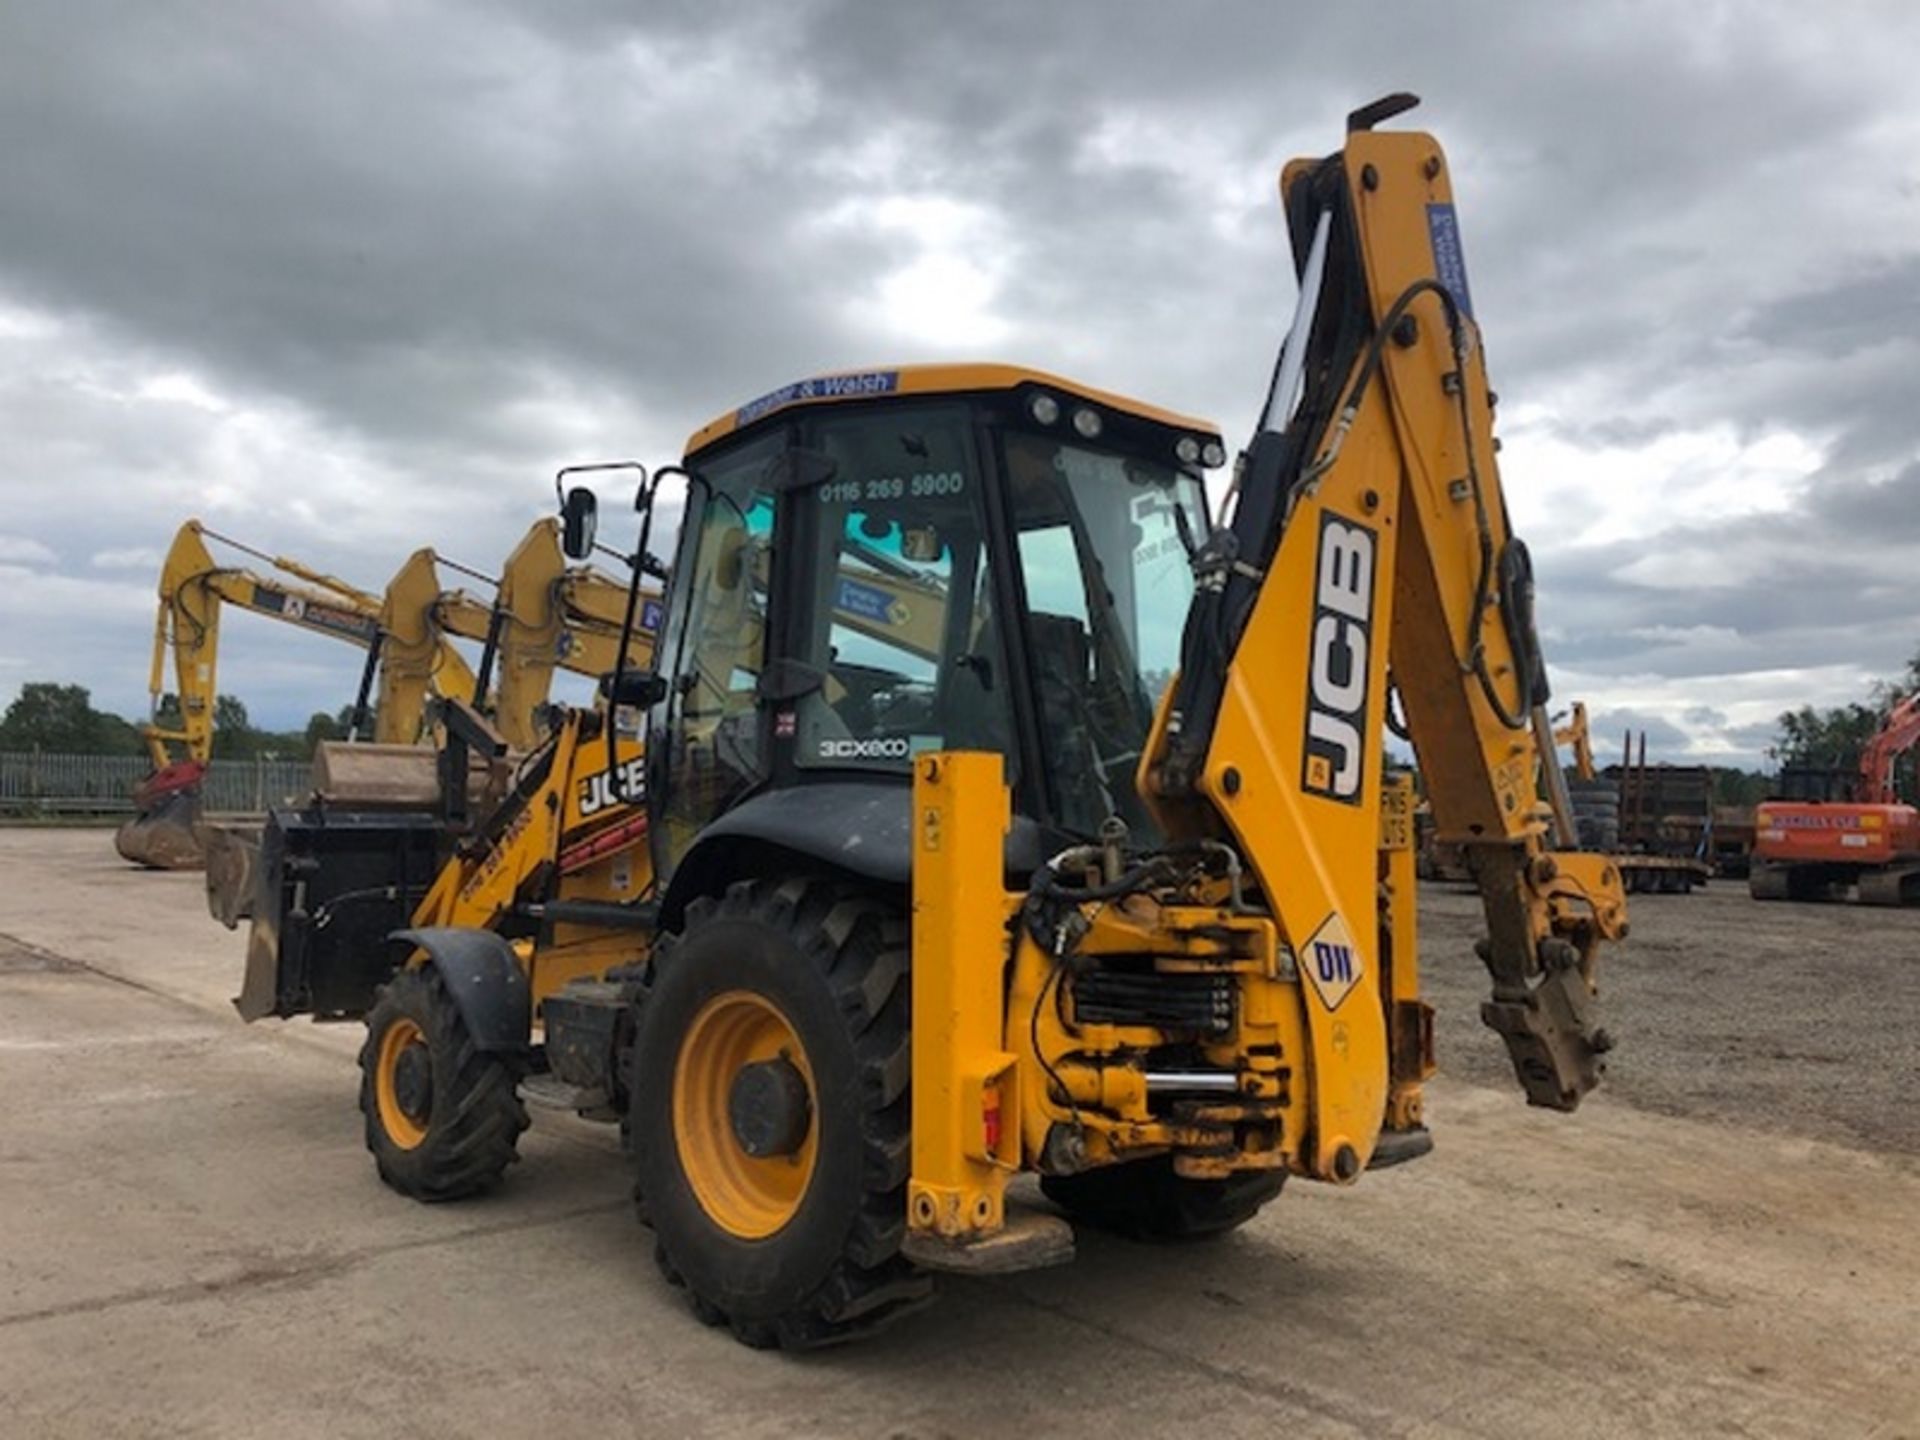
728,1056,812,1158
391,1042,433,1122
672,990,819,1239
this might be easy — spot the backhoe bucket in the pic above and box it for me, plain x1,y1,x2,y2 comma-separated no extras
114,784,208,870
114,759,210,870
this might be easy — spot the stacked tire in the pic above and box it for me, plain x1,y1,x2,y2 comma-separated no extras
1566,777,1620,854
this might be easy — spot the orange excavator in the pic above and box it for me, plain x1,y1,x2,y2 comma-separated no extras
1751,692,1920,904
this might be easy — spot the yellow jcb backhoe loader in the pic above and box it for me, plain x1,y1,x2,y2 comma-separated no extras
221,97,1627,1349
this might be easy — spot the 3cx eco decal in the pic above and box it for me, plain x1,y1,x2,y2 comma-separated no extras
1301,513,1376,805
816,735,912,762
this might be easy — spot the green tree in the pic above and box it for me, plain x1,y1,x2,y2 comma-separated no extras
94,711,147,757
0,682,143,754
1771,640,1920,802
1887,644,1920,703
302,710,346,755
0,683,97,750
1773,702,1884,770
210,693,256,760
1711,768,1770,807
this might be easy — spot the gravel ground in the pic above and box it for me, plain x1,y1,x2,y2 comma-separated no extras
1417,878,1920,1158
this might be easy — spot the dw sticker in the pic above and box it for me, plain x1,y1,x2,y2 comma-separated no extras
1301,911,1365,1012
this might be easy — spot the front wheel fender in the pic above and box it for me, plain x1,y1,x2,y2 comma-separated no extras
389,926,531,1053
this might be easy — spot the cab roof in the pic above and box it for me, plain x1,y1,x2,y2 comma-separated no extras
683,362,1221,456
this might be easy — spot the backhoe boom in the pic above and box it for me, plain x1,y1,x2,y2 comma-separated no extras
1149,116,1624,1118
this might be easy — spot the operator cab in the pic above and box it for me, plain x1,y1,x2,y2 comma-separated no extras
577,365,1222,889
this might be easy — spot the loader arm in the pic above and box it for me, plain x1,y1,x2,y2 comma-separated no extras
1147,105,1625,1120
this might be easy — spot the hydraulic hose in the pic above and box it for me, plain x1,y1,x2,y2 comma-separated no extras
1296,276,1537,730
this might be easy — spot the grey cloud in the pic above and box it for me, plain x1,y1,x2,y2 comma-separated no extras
1743,256,1920,360
1587,709,1692,760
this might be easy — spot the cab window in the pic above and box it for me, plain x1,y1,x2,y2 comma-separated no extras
788,408,1012,773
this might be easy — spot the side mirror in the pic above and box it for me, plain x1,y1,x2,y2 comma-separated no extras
601,668,669,709
561,486,599,560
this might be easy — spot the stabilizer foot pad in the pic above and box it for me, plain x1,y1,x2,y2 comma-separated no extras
903,1209,1075,1275
1368,1126,1435,1170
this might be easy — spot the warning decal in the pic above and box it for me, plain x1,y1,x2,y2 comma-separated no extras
1301,911,1365,1012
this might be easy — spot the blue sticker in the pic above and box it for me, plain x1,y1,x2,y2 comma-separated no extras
735,370,899,428
835,576,900,626
1425,203,1473,320
640,598,665,633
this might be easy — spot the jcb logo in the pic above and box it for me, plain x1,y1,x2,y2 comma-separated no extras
579,757,646,818
1302,515,1375,805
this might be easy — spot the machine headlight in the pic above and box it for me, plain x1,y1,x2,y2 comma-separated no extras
1201,440,1227,468
1175,436,1202,465
1029,393,1060,425
1072,406,1103,439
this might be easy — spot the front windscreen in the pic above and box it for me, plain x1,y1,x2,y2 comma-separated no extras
788,406,1013,773
1004,427,1208,839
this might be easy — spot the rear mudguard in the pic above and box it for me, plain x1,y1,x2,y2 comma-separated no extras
390,927,532,1053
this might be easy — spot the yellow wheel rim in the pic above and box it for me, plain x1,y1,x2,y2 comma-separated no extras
374,1016,431,1151
672,990,817,1239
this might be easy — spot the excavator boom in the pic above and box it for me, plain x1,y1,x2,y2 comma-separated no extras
1860,693,1920,804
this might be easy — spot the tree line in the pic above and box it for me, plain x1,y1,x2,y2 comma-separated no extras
5,641,1916,793
0,682,352,762
1771,644,1920,797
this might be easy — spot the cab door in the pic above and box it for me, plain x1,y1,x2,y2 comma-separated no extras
648,433,783,883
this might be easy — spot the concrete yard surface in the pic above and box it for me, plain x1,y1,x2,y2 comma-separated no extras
1,830,1916,1439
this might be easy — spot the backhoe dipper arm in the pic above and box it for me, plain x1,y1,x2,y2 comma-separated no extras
144,520,385,765
1148,103,1625,1118
377,549,481,745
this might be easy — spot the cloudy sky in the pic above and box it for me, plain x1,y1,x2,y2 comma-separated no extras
3,1,1917,766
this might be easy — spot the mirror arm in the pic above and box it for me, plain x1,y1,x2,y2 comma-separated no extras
606,476,655,806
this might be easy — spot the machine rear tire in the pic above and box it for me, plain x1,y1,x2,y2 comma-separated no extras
358,965,528,1201
1041,1156,1285,1240
630,878,931,1349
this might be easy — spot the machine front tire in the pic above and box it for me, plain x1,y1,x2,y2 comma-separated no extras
1041,1156,1285,1240
358,965,528,1201
630,878,931,1349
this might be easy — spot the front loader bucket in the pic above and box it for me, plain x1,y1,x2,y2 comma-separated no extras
202,822,263,928
114,783,208,870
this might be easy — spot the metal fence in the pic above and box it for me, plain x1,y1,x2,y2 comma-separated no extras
0,751,311,816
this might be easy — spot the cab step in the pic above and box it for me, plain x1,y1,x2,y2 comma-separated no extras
518,1073,617,1121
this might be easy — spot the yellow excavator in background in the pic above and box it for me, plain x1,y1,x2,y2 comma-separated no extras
115,520,476,868
469,517,661,750
219,97,1628,1350
126,515,664,870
